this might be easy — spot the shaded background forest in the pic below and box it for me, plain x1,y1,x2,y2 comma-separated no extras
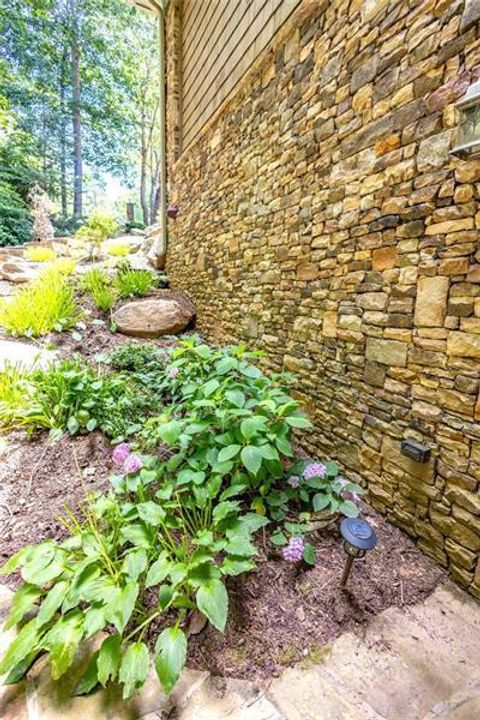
0,0,161,245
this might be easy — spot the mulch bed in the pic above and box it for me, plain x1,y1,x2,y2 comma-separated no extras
0,287,446,681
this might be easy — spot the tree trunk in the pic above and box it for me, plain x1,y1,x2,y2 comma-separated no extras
71,1,82,219
60,46,68,218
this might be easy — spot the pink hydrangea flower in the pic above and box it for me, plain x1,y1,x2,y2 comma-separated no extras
282,537,304,563
287,475,300,488
169,367,179,379
124,454,143,474
112,443,130,465
303,462,326,480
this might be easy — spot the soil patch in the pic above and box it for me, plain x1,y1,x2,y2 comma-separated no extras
185,501,445,680
0,431,113,581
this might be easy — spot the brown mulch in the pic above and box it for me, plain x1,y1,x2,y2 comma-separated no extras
185,501,445,679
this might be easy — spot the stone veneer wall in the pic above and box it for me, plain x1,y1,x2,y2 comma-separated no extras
165,0,480,597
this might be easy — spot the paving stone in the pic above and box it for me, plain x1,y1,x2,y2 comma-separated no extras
175,677,282,720
0,340,56,372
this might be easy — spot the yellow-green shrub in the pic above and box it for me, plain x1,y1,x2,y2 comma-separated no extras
0,268,81,337
106,242,130,257
47,258,76,275
24,246,57,263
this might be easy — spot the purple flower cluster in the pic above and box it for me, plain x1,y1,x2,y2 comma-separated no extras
303,462,326,480
287,475,300,488
169,367,179,379
111,443,143,475
282,537,304,563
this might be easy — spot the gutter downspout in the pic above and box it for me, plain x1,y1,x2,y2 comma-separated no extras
149,0,167,269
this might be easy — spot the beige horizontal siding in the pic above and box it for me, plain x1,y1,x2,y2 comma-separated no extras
181,0,301,150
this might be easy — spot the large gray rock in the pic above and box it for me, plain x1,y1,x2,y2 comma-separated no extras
112,292,195,338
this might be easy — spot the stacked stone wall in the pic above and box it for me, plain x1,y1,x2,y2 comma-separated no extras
166,0,480,597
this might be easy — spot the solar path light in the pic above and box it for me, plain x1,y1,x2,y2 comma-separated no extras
339,517,378,588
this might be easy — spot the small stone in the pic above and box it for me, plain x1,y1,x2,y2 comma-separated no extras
417,132,451,172
461,0,480,31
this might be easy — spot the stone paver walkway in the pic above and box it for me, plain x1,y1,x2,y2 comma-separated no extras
0,582,479,719
0,340,56,371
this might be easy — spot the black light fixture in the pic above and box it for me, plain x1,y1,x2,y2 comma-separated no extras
166,205,179,219
339,517,378,588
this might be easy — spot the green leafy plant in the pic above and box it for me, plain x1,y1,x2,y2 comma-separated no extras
0,267,80,337
0,449,267,697
109,342,168,372
79,268,116,312
24,246,57,262
0,357,149,440
114,264,157,299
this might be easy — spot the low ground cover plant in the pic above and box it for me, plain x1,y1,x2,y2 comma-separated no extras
0,357,151,439
0,267,80,337
24,246,57,262
114,263,158,299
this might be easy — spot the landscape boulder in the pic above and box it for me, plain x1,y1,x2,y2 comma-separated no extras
112,291,195,338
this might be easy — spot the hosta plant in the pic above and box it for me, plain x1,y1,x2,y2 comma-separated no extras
0,448,267,697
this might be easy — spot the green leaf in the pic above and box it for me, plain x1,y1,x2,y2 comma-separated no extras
285,415,311,429
339,500,359,518
73,651,99,696
196,580,228,632
240,446,263,475
221,557,256,576
107,582,139,634
270,532,288,547
97,634,121,686
215,357,238,374
217,444,241,463
154,627,187,695
137,502,166,526
240,416,266,441
212,500,241,524
120,523,151,548
36,581,69,629
275,437,294,457
203,379,220,396
44,611,84,680
0,546,31,575
303,543,316,565
225,389,245,407
157,420,183,446
20,542,63,586
313,493,331,512
0,618,40,675
123,548,148,581
145,554,172,588
193,530,214,547
325,461,339,477
3,651,39,685
5,584,42,630
119,642,150,699
83,605,107,639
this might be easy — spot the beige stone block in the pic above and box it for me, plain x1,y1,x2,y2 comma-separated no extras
366,337,408,366
414,276,449,327
322,310,337,338
358,292,388,311
381,436,435,483
447,331,480,358
438,258,469,275
297,262,318,281
425,218,474,235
